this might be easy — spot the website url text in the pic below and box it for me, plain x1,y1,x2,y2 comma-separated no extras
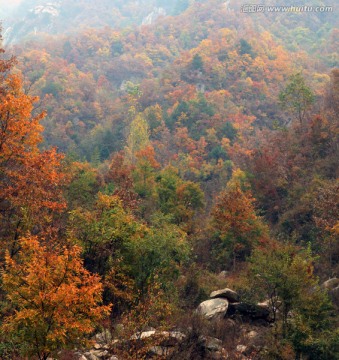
241,5,333,13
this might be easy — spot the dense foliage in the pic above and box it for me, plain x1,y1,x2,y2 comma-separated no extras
0,0,338,358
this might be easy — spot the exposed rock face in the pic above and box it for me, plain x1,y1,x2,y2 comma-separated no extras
142,7,166,25
210,288,240,303
4,1,62,44
322,278,339,290
197,298,229,320
130,330,185,344
30,2,61,17
224,0,231,10
3,1,172,45
322,278,339,307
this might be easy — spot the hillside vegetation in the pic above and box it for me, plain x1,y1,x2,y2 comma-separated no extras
0,0,338,359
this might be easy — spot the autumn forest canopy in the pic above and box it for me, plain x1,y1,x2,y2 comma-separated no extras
0,0,338,359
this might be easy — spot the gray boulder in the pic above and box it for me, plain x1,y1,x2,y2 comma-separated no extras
210,288,240,303
197,298,229,320
198,336,223,352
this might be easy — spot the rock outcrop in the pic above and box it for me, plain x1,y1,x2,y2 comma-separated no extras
130,330,185,345
142,7,166,25
322,277,339,290
210,288,240,303
197,287,271,323
197,298,229,320
126,330,186,358
198,335,223,352
322,278,339,308
76,330,118,360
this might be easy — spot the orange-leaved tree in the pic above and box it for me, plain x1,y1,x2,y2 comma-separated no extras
211,169,268,270
0,35,67,256
1,235,111,360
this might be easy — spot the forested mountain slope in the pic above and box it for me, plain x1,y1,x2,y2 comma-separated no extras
0,0,338,359
3,0,190,44
7,0,337,158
